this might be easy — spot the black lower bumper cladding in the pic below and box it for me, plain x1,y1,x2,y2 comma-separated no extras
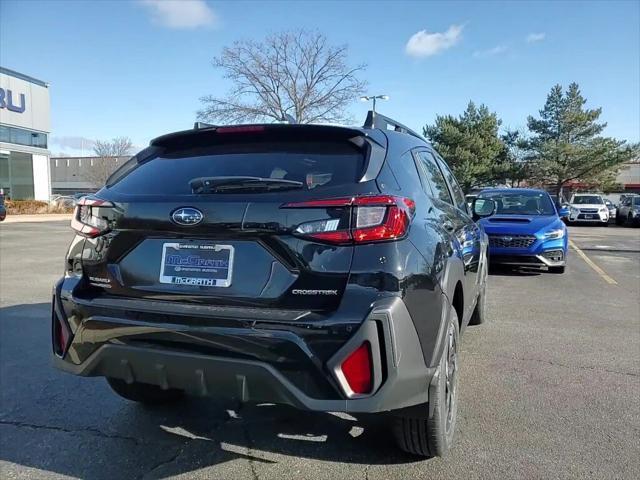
53,295,434,414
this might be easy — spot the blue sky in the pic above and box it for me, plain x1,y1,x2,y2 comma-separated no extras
1,0,638,155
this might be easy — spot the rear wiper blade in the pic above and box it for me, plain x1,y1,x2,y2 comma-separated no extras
190,176,303,194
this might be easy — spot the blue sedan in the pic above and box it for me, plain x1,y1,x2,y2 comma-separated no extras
474,188,568,274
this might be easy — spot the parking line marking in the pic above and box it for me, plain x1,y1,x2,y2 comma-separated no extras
569,240,618,285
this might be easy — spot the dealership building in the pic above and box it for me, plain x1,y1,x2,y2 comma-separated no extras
0,67,51,200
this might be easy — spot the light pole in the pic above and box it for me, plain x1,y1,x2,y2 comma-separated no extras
360,94,389,113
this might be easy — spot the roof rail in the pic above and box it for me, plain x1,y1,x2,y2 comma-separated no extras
363,111,423,140
193,121,216,130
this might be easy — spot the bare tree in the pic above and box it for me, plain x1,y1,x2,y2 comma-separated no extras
93,137,133,158
86,137,133,187
198,30,367,124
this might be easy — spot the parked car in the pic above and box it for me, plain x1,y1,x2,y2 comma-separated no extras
50,195,76,208
616,195,640,226
473,188,568,274
51,192,94,208
465,193,478,211
550,194,571,220
618,193,639,204
52,113,489,458
566,193,609,226
72,192,93,202
549,193,562,207
603,198,616,222
0,194,6,221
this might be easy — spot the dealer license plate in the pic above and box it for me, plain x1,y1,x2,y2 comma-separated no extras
159,242,234,287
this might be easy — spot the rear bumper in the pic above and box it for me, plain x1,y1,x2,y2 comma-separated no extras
52,282,433,413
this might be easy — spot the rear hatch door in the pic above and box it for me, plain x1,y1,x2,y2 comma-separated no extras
80,125,384,312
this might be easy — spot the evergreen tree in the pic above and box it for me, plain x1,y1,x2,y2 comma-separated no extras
526,83,637,197
423,101,505,193
497,129,536,187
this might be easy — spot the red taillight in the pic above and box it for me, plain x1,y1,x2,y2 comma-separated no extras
305,230,352,243
341,342,373,394
353,197,415,243
282,195,415,245
71,197,113,237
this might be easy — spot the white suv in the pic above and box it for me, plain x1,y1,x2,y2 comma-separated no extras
567,193,609,226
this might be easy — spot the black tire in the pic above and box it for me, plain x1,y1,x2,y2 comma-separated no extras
602,222,609,227
627,214,634,227
106,377,184,405
391,308,460,457
549,266,565,274
615,214,622,225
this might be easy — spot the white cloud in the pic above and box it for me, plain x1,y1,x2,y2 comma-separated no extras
473,45,508,58
139,0,217,29
50,136,96,151
526,32,546,43
405,24,464,58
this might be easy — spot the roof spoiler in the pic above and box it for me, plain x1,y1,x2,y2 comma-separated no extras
152,123,379,149
194,114,296,130
363,110,423,140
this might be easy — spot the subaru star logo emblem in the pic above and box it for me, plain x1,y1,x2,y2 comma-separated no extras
171,207,203,226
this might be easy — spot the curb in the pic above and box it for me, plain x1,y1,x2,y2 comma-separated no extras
1,215,73,224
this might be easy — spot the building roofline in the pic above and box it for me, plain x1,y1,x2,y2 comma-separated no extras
0,67,49,88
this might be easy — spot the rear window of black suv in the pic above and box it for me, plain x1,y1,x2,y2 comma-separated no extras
107,141,365,195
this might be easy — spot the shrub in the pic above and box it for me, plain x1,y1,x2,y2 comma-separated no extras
4,200,74,215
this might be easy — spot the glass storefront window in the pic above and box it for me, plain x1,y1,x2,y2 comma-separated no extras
0,151,35,199
0,125,47,149
0,154,9,196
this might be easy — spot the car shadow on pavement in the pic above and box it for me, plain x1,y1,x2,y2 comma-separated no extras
121,400,421,476
488,265,543,277
0,302,422,480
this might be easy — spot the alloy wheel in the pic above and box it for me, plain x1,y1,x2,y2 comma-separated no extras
444,321,458,433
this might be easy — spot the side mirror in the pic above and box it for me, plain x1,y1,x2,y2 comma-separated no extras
472,198,496,220
558,205,570,218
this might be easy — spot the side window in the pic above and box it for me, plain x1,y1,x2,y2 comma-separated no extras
434,154,467,213
395,151,425,188
416,151,453,204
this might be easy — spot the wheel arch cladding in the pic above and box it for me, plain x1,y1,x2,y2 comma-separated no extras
452,281,464,330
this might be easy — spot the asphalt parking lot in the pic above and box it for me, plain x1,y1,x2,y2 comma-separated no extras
1,221,639,479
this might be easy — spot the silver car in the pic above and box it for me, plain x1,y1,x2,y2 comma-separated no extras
615,195,640,226
604,199,616,221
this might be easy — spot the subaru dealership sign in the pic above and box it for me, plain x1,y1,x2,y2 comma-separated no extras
0,68,50,133
0,88,26,113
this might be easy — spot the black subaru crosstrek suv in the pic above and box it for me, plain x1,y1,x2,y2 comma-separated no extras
52,112,489,457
